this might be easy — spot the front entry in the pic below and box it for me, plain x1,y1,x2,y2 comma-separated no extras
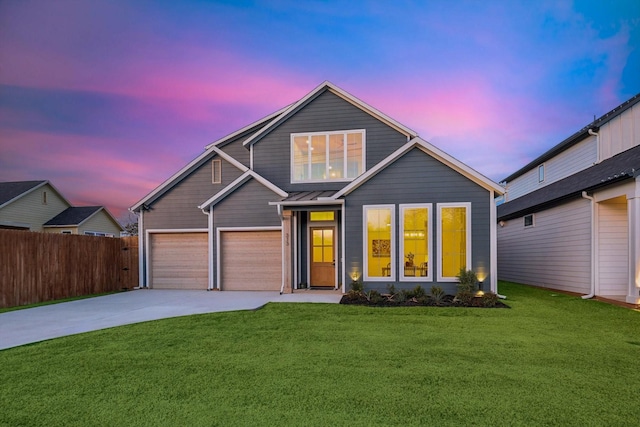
310,227,335,287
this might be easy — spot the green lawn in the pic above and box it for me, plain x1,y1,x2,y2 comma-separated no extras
1,282,638,426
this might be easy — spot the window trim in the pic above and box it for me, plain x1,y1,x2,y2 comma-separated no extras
437,202,472,282
524,214,534,228
538,164,545,183
363,204,395,282
212,159,222,184
399,204,432,282
290,129,366,183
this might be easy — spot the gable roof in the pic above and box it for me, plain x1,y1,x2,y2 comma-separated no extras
502,92,640,183
497,144,640,221
242,81,419,148
0,180,69,209
198,170,287,210
43,206,123,229
329,137,504,199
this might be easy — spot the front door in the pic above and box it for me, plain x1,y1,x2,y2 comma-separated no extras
310,227,335,287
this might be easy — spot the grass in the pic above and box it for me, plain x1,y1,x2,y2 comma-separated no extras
0,281,638,426
0,291,120,313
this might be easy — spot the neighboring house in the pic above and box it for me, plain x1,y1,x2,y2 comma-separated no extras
497,93,640,304
131,81,504,294
0,180,123,236
43,206,122,237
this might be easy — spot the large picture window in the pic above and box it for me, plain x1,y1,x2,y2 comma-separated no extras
291,130,364,182
400,204,432,281
363,205,394,281
437,203,471,281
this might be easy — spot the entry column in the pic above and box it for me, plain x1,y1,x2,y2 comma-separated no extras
626,177,640,304
281,210,293,294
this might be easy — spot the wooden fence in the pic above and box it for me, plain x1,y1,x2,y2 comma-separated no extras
0,229,138,308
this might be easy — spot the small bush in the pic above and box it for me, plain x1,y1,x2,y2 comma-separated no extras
386,284,397,295
350,280,363,292
456,269,478,293
455,289,475,306
430,286,445,305
411,285,426,299
481,292,499,307
366,290,383,304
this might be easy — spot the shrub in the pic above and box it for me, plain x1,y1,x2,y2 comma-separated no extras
366,290,383,304
411,285,426,299
350,280,363,292
456,269,478,293
455,289,475,306
430,286,445,306
481,292,499,307
386,284,397,295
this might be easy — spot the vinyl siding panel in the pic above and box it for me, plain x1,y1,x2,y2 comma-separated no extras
506,136,597,201
599,103,640,161
218,137,250,167
344,148,491,294
253,90,408,192
78,211,122,236
0,184,69,231
597,196,628,295
143,156,244,231
497,198,591,294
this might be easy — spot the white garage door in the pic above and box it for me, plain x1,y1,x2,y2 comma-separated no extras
220,230,282,291
150,233,208,289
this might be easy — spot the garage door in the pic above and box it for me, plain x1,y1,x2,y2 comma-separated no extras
150,233,208,289
220,230,281,291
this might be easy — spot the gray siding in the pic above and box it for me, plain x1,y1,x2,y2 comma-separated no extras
497,198,591,294
143,156,244,231
218,137,250,167
344,148,491,294
211,178,282,286
253,90,409,192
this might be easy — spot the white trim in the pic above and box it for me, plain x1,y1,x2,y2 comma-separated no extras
207,210,214,290
363,204,395,282
269,199,344,207
306,213,338,288
242,81,417,148
523,214,535,228
489,191,498,294
290,129,366,183
341,203,346,292
145,228,208,290
211,159,222,184
332,137,504,199
199,170,287,210
437,202,472,282
216,226,283,291
209,146,250,173
138,210,144,287
538,164,545,183
399,203,433,282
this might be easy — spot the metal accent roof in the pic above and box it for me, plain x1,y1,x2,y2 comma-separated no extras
497,144,640,221
280,191,338,202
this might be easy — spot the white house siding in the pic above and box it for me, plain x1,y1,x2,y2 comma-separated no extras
599,103,640,161
597,196,628,296
0,184,69,231
505,136,597,201
498,198,591,294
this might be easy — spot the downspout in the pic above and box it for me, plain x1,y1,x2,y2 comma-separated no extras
588,128,600,164
129,208,145,289
201,207,214,290
581,191,596,299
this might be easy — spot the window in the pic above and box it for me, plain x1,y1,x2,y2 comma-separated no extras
42,191,47,205
310,211,335,222
291,130,364,182
400,204,432,281
538,164,545,183
524,214,534,227
84,231,114,237
363,205,394,281
212,159,222,184
437,203,471,281
61,230,72,234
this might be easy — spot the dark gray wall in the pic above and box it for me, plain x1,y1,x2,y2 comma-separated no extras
253,90,409,192
143,156,244,230
218,137,250,167
211,178,282,286
344,148,491,294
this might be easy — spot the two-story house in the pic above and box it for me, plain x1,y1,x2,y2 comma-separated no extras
497,93,640,305
131,82,504,294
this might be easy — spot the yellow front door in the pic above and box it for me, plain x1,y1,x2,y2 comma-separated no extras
310,227,335,287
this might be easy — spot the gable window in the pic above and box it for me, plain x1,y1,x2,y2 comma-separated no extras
400,204,432,281
524,214,534,227
538,164,545,183
212,159,222,184
363,205,394,281
42,191,47,205
437,203,471,282
291,130,365,182
310,211,335,222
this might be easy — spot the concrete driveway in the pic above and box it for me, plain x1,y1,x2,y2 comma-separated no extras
0,289,342,351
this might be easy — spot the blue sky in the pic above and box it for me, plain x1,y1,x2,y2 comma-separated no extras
1,0,638,221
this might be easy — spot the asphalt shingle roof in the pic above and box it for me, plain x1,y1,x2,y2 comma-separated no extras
498,145,640,221
0,181,46,206
44,206,102,226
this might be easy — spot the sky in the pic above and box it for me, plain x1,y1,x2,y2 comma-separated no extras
1,0,639,224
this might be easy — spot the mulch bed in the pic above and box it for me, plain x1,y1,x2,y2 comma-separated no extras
340,293,510,308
